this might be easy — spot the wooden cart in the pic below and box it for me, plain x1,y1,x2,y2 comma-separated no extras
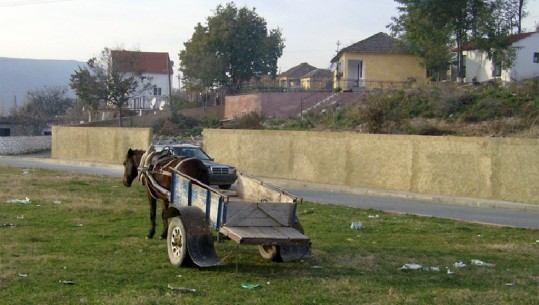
165,170,311,267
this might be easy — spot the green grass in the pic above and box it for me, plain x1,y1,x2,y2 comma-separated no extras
1,166,538,304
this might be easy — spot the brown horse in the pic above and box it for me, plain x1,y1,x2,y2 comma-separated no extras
123,147,209,239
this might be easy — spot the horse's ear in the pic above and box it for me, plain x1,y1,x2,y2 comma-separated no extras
128,148,134,156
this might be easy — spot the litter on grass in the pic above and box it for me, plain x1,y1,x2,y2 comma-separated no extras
400,264,422,270
399,264,440,272
8,197,31,204
471,259,496,267
168,285,196,293
18,273,28,278
60,280,76,285
241,283,261,289
350,221,363,230
454,261,467,269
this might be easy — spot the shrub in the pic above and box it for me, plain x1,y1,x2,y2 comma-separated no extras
236,112,264,129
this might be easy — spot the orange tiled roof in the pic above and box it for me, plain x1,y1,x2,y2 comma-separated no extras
111,50,172,74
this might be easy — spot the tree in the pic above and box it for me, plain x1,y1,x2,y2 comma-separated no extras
390,0,524,81
179,2,284,94
389,1,453,80
70,48,153,126
11,86,73,135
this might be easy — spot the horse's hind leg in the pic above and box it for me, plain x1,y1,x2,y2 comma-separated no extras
147,195,157,239
159,200,169,239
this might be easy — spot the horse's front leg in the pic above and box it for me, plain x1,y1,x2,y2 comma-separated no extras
147,193,157,239
159,200,170,239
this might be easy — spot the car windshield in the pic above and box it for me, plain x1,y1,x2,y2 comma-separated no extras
171,147,211,160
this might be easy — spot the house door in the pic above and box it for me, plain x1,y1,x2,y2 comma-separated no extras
347,60,364,90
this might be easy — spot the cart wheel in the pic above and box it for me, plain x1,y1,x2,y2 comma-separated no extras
258,245,282,262
167,217,188,267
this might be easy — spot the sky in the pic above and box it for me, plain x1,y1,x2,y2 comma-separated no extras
1,0,539,88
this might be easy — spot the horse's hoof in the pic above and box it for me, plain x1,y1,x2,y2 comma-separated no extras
146,234,154,239
159,234,167,240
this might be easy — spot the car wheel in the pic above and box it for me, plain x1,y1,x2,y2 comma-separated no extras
218,184,231,190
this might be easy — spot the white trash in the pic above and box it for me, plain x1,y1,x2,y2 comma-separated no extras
471,259,496,267
454,261,467,269
350,221,363,230
400,264,422,270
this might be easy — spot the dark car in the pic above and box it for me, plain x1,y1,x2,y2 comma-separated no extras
154,144,237,189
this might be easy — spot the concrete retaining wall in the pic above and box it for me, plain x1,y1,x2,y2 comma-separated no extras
202,129,539,204
52,127,152,164
0,136,51,155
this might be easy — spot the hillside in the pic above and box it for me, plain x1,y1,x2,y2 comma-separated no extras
213,79,539,139
0,57,85,115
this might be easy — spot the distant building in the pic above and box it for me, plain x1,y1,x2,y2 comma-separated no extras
331,32,426,91
110,50,173,110
277,62,317,90
455,31,539,83
300,68,333,91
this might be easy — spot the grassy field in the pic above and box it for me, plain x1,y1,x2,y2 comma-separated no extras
0,165,538,305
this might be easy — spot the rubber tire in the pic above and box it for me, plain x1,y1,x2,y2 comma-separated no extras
167,217,188,267
218,184,232,190
258,245,282,262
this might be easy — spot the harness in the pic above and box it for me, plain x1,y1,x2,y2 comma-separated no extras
137,145,195,200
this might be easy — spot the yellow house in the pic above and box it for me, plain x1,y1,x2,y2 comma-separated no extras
331,32,426,91
300,68,333,91
277,62,317,89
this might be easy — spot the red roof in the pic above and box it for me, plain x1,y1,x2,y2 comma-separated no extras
111,50,172,74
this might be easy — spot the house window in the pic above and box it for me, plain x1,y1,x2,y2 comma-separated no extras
133,97,142,109
534,52,539,63
0,128,10,137
153,87,162,96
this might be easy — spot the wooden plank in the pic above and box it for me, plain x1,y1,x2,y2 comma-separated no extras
258,203,294,226
224,202,295,227
219,226,310,245
235,173,298,203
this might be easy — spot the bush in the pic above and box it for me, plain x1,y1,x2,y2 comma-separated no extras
153,113,202,136
236,112,264,129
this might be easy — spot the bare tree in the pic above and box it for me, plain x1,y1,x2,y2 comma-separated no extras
70,48,153,127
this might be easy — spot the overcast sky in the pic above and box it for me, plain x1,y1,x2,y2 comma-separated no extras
1,0,538,84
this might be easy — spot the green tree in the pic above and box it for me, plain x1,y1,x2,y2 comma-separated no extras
390,0,524,81
70,48,153,126
179,2,284,94
389,2,453,80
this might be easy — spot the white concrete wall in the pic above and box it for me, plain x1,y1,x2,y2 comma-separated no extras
0,136,51,155
510,32,539,81
464,32,539,82
128,73,171,110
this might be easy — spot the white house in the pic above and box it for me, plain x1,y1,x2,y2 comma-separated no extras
111,50,173,110
460,31,539,83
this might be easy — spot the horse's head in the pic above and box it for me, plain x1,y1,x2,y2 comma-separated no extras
123,148,142,187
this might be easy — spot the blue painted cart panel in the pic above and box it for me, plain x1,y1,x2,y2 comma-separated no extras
171,170,226,230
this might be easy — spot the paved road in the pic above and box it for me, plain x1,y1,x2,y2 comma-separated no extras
1,152,538,229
